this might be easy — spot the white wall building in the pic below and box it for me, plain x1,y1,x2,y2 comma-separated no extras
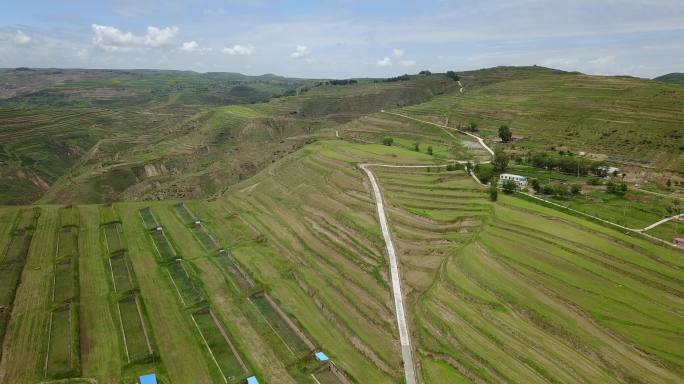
499,173,528,187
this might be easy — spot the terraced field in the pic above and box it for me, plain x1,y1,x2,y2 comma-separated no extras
397,67,684,172
0,126,682,383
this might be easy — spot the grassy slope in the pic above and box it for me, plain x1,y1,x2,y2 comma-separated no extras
0,71,455,205
0,138,682,383
78,205,122,383
0,206,57,383
655,73,684,85
400,67,684,172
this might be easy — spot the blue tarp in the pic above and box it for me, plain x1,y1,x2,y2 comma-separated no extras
140,373,158,384
247,376,259,384
315,351,330,361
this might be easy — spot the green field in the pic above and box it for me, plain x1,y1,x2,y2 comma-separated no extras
52,259,76,303
117,294,154,363
191,308,247,382
174,203,196,224
166,260,204,307
250,294,312,357
45,304,79,379
57,226,78,259
139,208,158,230
148,228,177,261
213,252,254,293
104,222,125,254
109,252,135,293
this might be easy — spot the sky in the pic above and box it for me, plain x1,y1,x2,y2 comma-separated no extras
0,0,683,79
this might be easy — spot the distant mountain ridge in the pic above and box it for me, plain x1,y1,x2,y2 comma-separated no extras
654,73,684,84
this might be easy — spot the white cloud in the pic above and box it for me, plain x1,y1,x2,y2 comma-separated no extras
75,48,88,58
223,44,254,55
14,30,31,45
399,59,416,67
179,41,212,54
589,55,615,66
376,57,392,67
91,24,179,52
290,45,310,59
393,48,404,57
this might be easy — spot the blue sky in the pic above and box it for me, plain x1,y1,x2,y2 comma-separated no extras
0,0,682,78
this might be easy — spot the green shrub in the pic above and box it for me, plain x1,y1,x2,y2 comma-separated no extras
502,180,517,194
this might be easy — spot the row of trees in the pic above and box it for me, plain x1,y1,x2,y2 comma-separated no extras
525,151,618,177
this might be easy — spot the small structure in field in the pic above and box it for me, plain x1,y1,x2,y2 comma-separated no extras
315,351,330,362
598,166,620,177
673,238,684,245
247,376,260,384
194,219,202,225
155,226,163,231
139,373,158,384
499,173,528,188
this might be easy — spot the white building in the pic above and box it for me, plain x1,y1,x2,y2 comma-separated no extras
499,173,528,187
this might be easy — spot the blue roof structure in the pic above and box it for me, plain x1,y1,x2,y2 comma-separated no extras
247,376,259,384
315,351,330,361
140,373,158,384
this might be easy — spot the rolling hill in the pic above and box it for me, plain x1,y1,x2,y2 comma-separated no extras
0,65,683,384
655,73,684,85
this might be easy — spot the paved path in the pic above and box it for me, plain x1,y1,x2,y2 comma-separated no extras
360,163,437,384
640,213,683,232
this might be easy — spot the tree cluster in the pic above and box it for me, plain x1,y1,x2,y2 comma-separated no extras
498,125,512,143
526,151,612,177
606,180,628,196
383,74,411,82
328,79,358,85
446,71,460,81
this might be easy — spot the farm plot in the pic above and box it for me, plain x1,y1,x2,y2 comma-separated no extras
250,294,312,357
99,204,119,224
59,206,80,228
44,304,79,379
191,307,247,382
313,367,347,384
192,223,219,251
175,203,218,251
104,222,125,254
166,260,204,307
116,294,154,363
52,258,76,303
174,203,196,224
139,207,159,230
57,227,78,259
109,251,135,293
2,228,33,265
149,228,177,261
214,252,254,293
0,227,34,352
16,207,40,230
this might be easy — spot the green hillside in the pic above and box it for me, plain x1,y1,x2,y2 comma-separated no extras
0,138,681,383
0,69,456,204
400,66,684,172
655,73,684,85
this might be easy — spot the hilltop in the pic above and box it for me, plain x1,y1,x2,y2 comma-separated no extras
655,72,684,85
